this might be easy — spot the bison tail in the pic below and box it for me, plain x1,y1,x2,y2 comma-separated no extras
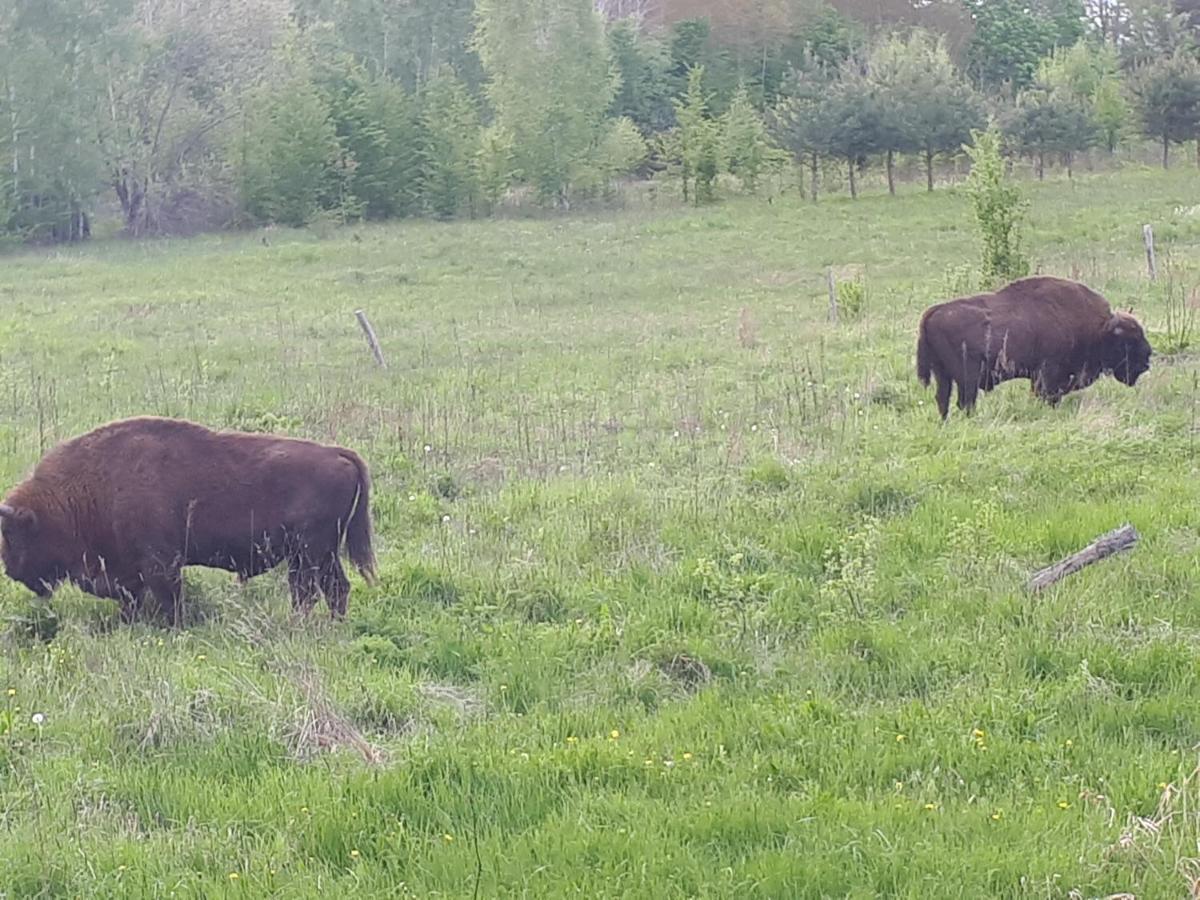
916,318,933,387
340,449,377,585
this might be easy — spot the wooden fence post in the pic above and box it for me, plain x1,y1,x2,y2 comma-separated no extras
355,309,386,368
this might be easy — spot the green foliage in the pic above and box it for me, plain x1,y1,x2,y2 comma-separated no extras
315,60,423,221
836,275,868,319
593,117,648,193
1129,50,1200,167
823,63,884,198
475,124,518,213
418,68,482,219
965,126,1030,284
474,0,617,207
720,83,778,192
864,30,984,193
672,67,725,204
238,52,342,227
607,19,674,134
1004,83,1098,177
1037,40,1130,153
964,0,1088,91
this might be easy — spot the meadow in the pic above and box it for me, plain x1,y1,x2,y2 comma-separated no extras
0,165,1199,898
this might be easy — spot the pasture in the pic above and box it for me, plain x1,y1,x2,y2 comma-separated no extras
1,168,1199,898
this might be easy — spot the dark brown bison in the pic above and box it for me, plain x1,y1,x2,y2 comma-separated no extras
0,416,375,624
916,275,1152,419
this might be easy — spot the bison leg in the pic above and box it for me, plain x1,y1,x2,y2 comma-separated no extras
144,571,183,627
287,558,321,614
934,374,952,420
318,557,351,620
1032,366,1067,407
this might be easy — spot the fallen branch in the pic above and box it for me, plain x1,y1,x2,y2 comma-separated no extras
1028,524,1139,593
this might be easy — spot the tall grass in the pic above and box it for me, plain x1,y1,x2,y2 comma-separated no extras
0,169,1198,897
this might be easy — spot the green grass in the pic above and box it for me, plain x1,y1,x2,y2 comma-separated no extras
1,168,1199,898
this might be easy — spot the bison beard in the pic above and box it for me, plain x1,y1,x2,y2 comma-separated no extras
916,276,1153,420
0,417,376,624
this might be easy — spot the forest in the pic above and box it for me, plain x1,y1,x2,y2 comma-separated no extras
2,0,1199,242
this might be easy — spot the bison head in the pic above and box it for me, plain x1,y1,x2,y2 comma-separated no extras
0,504,65,597
1101,312,1152,387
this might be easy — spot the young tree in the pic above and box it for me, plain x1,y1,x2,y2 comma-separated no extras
824,62,884,199
721,82,778,192
314,59,423,220
672,66,725,203
237,48,342,227
608,18,674,134
770,65,836,202
418,67,482,218
1004,84,1097,177
1129,49,1200,167
965,125,1029,284
475,124,517,214
474,0,618,208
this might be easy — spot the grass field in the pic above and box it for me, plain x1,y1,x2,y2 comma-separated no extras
1,167,1199,898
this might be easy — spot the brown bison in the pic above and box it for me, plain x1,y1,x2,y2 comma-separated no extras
916,275,1152,419
0,416,375,624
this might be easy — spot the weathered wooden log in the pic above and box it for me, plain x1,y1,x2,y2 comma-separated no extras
354,309,386,368
1028,524,1139,593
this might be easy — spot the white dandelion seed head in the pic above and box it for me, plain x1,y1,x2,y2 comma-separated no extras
31,713,44,726
441,514,451,523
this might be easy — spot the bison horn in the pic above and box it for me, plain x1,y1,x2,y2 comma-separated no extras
0,503,15,519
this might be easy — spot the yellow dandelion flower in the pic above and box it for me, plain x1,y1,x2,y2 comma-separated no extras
499,684,508,692
1158,782,1168,790
924,803,936,811
1065,739,1073,748
229,872,240,881
991,812,1002,821
895,733,906,743
610,730,620,740
1057,800,1070,810
443,833,454,843
895,781,904,790
682,752,693,761
972,729,985,739
117,865,127,872
566,736,578,745
300,806,309,814
350,849,360,859
5,689,14,697
195,654,206,662
644,758,654,766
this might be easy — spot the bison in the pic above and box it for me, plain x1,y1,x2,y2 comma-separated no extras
0,416,375,624
916,275,1152,419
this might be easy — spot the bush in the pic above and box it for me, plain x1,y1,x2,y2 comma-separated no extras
964,126,1029,285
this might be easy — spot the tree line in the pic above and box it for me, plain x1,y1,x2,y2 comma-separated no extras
2,0,1199,243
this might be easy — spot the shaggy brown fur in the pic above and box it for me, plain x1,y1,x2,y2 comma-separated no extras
916,276,1153,419
0,416,375,624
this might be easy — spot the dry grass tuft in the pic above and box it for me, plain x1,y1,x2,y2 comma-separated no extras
419,681,483,718
1102,762,1200,896
738,306,758,349
657,653,712,690
285,663,386,766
